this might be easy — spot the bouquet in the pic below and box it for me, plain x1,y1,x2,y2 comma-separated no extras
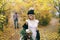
20,29,33,40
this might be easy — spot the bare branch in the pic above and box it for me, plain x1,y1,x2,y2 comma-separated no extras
54,6,59,12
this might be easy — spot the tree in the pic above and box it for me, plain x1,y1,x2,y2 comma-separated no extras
0,0,11,31
53,0,60,22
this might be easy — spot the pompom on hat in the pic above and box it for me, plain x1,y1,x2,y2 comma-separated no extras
28,7,35,15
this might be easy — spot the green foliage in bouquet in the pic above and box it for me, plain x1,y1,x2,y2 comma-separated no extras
20,28,33,40
20,28,27,39
20,28,26,36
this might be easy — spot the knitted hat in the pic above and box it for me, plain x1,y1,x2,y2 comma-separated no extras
28,7,34,15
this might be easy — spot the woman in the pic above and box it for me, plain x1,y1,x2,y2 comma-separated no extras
25,9,40,40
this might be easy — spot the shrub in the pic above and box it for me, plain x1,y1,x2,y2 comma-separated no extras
35,10,51,26
0,14,6,31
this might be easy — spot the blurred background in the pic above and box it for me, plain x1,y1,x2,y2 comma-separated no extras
0,0,60,40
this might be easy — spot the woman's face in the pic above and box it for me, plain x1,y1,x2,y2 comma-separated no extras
28,14,35,20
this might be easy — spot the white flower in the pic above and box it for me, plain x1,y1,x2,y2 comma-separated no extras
26,29,30,33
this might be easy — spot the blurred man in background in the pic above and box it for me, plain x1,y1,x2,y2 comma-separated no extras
13,12,19,29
